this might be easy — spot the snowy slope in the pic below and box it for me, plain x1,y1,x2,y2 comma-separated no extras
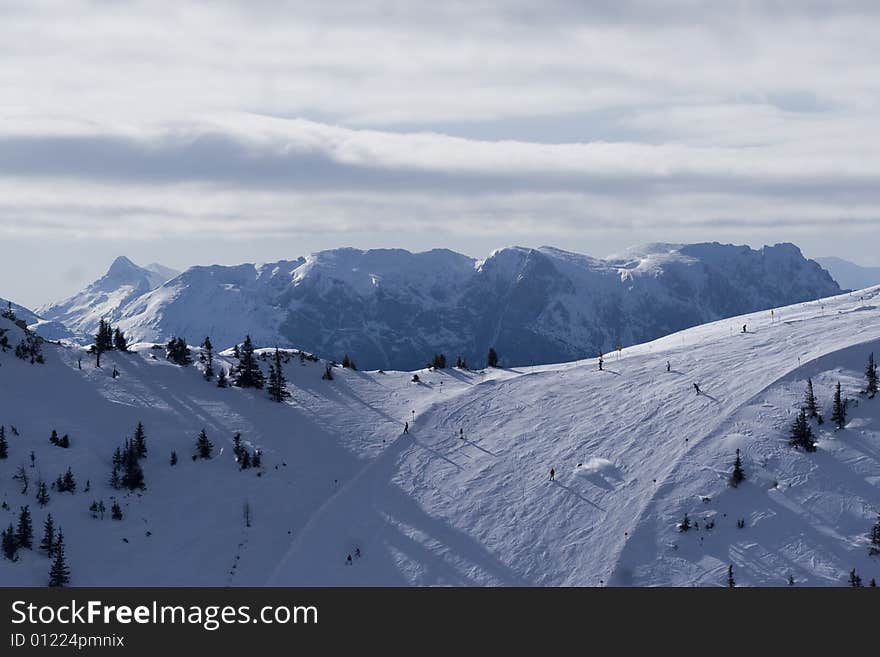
43,243,841,370
2,285,879,587
38,256,178,338
0,297,74,342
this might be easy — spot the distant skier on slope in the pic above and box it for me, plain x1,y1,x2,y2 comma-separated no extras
355,547,361,559
742,324,747,333
460,428,464,440
666,361,671,372
346,554,352,565
693,383,701,395
550,468,555,481
404,421,409,434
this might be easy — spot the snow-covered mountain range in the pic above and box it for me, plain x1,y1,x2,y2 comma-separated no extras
37,243,841,370
815,257,880,292
37,257,178,339
2,284,878,586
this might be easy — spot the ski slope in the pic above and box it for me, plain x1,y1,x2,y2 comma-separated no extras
2,287,880,586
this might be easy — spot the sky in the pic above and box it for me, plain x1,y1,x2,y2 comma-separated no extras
2,1,880,308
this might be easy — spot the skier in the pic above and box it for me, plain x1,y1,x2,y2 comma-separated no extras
460,428,464,440
346,554,352,565
693,383,701,395
598,352,604,371
742,324,747,333
666,361,671,372
355,547,361,558
550,468,555,481
404,421,409,434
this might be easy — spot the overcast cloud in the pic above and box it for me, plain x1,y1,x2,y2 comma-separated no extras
1,1,879,306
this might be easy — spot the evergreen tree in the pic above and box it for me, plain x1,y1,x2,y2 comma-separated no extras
1,524,16,560
322,364,334,380
120,441,145,490
58,434,70,448
0,425,7,459
866,352,878,398
240,450,251,470
36,482,49,507
804,378,821,421
831,381,847,429
92,318,113,367
169,450,177,466
217,367,228,388
487,347,498,368
432,353,447,369
232,432,243,460
113,327,128,352
109,465,120,490
15,505,33,549
201,336,214,380
132,421,147,458
196,429,213,459
111,502,123,520
252,450,262,469
40,514,55,555
234,335,264,389
49,429,59,446
61,467,76,493
869,513,880,556
729,449,745,487
849,568,862,587
789,408,817,451
267,348,290,403
727,564,735,588
165,337,192,366
48,530,70,587
341,354,351,368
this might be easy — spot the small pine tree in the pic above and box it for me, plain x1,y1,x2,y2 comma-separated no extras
36,482,50,507
113,327,128,352
487,347,498,368
132,421,147,458
866,352,878,398
2,524,17,560
61,467,76,493
49,429,59,445
109,465,120,489
252,450,262,469
831,381,847,429
232,432,243,460
869,513,880,556
240,450,251,470
727,564,735,588
234,336,265,389
804,378,821,421
729,449,745,487
169,450,177,466
120,441,145,490
267,348,290,403
111,502,123,520
849,568,862,587
166,336,192,366
789,408,817,451
48,530,70,587
196,429,213,459
59,434,70,448
40,514,55,555
15,506,33,549
0,425,7,459
202,337,214,380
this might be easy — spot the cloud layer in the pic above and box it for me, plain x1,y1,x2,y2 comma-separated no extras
1,0,879,293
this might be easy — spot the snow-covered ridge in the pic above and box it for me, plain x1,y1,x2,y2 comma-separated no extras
3,285,878,586
39,243,841,370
